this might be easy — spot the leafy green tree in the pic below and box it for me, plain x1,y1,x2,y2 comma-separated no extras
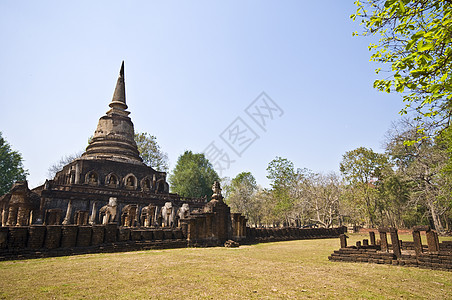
0,132,28,195
340,147,391,227
135,132,169,172
168,150,219,198
385,119,449,232
352,1,452,131
266,157,298,225
378,172,412,227
225,172,258,223
267,157,297,190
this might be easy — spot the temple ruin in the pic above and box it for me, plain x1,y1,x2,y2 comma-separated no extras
0,62,344,260
329,226,452,271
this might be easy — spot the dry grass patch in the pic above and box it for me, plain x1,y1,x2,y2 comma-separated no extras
0,234,450,299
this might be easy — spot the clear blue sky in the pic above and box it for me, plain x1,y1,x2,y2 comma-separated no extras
0,0,403,189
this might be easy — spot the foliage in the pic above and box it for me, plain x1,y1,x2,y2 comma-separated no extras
266,157,297,190
352,0,452,131
134,132,169,172
266,157,299,225
300,172,344,228
225,172,260,224
0,132,28,195
385,119,450,232
168,150,219,198
340,147,391,227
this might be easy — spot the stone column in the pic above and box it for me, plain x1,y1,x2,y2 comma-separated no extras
231,213,238,239
62,200,72,225
89,202,97,225
15,206,29,226
74,164,80,184
369,231,376,245
379,228,389,252
0,207,4,226
240,216,246,239
339,234,347,248
426,230,439,252
412,229,423,256
6,207,17,226
389,227,401,258
187,218,196,242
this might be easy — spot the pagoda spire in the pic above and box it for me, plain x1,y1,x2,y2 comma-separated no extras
81,61,143,164
109,60,128,111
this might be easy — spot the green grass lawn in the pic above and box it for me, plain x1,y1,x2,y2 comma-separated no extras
0,234,451,299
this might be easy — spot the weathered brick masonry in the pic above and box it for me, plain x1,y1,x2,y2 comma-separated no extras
328,226,452,271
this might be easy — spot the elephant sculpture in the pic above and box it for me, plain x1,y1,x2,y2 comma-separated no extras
121,204,138,227
140,204,157,227
99,197,118,224
161,202,176,227
177,203,190,226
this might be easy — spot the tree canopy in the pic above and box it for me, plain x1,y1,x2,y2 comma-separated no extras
168,150,219,198
352,0,452,131
225,172,258,221
134,132,169,172
340,147,391,227
0,132,28,195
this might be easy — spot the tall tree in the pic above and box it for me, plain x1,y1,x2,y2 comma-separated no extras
0,132,28,195
385,119,450,232
134,132,169,172
266,157,298,225
352,1,452,131
225,172,258,223
302,172,343,228
168,150,219,198
340,147,391,227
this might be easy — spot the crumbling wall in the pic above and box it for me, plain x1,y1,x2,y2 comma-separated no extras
0,224,187,261
246,226,347,244
328,227,452,271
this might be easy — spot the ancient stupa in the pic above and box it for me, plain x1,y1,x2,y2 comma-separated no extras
1,61,205,227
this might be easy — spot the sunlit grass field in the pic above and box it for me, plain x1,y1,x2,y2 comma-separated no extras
0,233,451,299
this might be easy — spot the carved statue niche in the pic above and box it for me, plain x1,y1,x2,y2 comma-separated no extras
155,179,169,194
141,177,152,191
124,174,137,190
161,202,176,227
99,197,118,224
177,203,190,227
106,173,119,188
140,204,157,227
121,204,138,227
86,171,99,186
